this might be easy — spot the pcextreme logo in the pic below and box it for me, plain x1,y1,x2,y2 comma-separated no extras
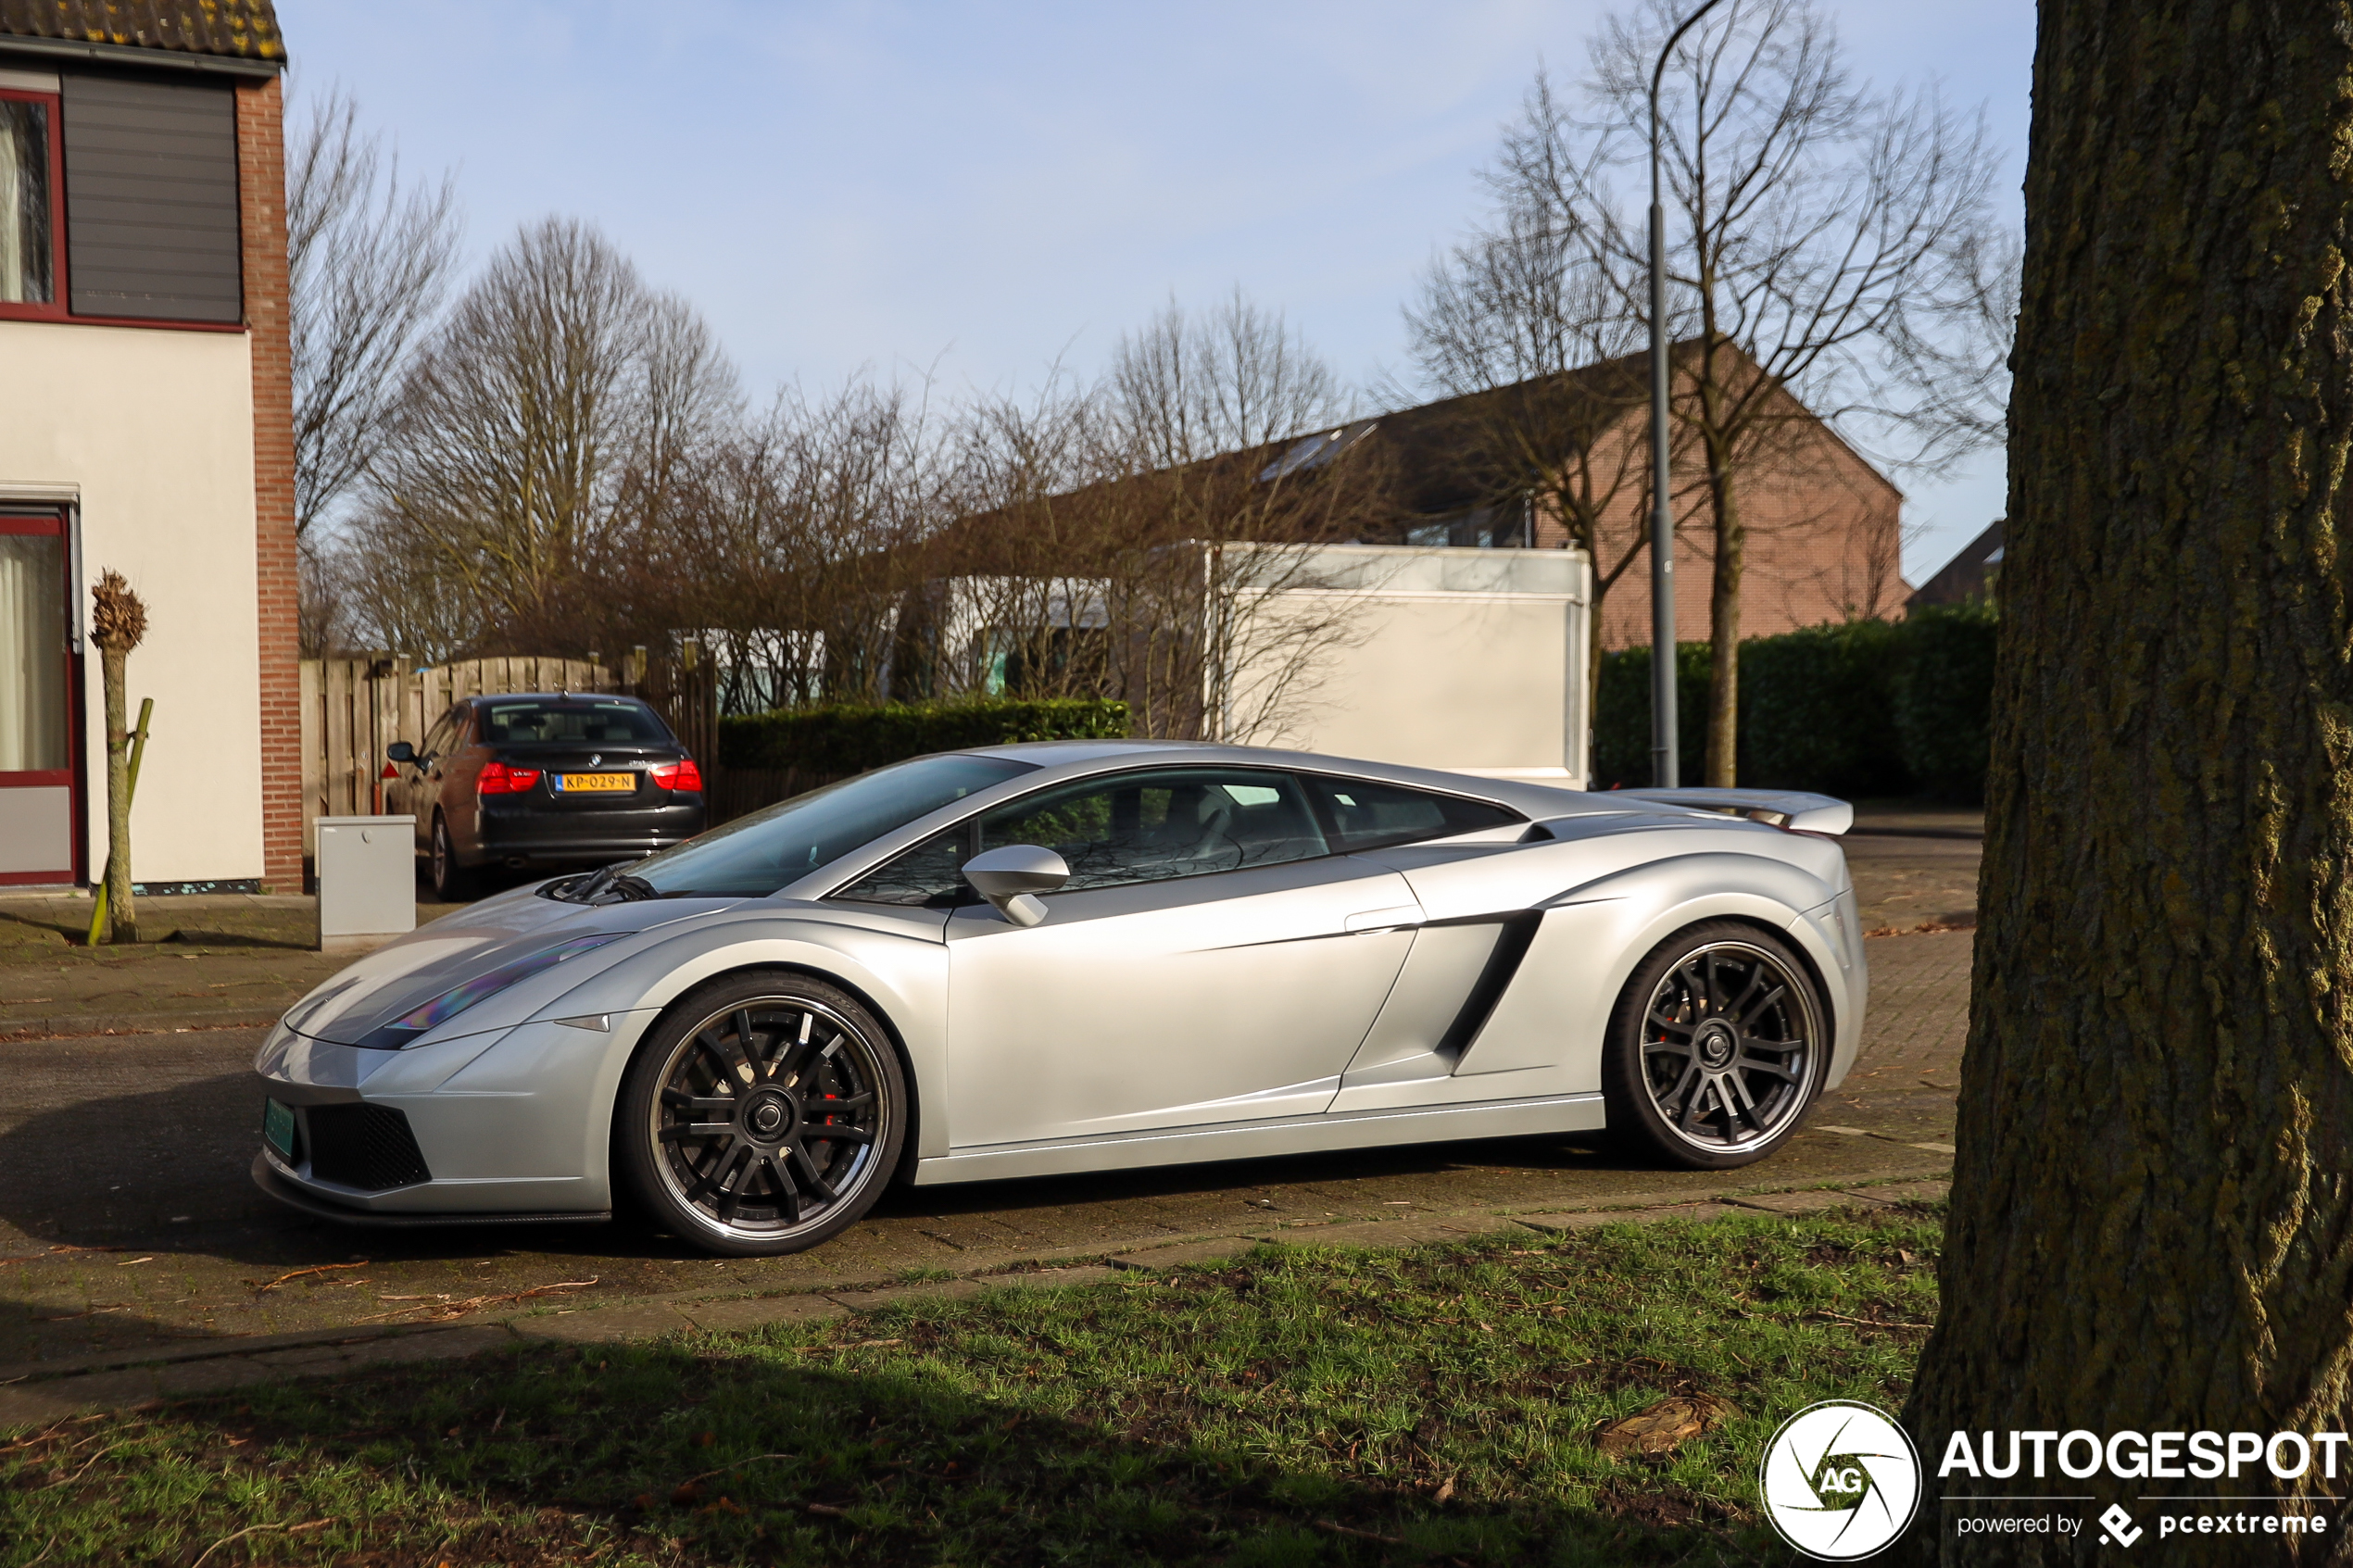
1759,1400,1923,1561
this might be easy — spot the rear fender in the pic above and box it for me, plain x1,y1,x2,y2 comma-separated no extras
1453,852,1851,1085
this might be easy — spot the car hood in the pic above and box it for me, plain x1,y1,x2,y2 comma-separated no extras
282,882,743,1047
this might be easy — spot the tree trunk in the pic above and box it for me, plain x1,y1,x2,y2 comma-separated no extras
1901,6,2353,1563
101,644,135,945
1703,444,1741,789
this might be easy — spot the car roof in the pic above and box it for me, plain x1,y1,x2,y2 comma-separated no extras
959,738,1618,819
469,692,652,703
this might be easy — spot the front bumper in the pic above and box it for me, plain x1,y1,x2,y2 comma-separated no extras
250,1011,653,1218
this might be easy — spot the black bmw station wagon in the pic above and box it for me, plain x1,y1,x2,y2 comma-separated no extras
384,694,706,899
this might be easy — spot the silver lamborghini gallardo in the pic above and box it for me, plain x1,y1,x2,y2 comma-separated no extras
253,741,1867,1256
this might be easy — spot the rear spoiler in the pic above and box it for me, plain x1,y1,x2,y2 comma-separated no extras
1615,787,1854,836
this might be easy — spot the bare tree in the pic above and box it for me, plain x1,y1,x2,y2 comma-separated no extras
354,218,740,658
286,87,460,542
1404,125,1697,738
1492,0,1999,784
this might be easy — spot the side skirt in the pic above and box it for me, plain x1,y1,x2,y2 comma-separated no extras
909,1092,1607,1186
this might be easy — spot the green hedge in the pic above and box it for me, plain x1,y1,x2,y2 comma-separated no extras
1893,602,1999,799
1592,608,1998,800
1594,640,1712,787
719,696,1131,776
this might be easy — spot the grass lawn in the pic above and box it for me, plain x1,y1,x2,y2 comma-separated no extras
1,1204,1939,1566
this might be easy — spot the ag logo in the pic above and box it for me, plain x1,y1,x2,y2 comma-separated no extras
1759,1400,1922,1561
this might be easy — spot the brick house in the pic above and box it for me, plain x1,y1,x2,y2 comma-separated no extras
1368,344,1909,650
0,1,297,891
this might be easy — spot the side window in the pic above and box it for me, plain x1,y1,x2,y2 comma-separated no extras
1301,775,1521,853
420,711,458,763
834,823,974,908
979,768,1328,892
832,768,1337,905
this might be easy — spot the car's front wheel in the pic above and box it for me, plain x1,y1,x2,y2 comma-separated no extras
617,971,908,1257
1601,921,1828,1170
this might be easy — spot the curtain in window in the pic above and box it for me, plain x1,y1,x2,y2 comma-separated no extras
0,100,53,306
0,535,68,771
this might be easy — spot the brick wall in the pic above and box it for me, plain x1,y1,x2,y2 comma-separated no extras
1537,390,1907,652
235,74,302,892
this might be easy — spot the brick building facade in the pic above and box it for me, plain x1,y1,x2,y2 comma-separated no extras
0,2,297,890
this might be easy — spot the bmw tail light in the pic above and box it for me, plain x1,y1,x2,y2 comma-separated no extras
478,761,543,796
649,759,702,792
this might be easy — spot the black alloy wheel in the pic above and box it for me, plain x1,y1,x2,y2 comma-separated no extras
1602,921,1826,1170
618,972,906,1256
429,813,474,902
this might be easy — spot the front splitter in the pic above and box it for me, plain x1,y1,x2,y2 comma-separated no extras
249,1154,611,1229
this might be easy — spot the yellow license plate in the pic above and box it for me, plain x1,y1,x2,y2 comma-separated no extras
560,772,635,793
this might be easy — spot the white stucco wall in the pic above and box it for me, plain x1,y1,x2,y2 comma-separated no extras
0,318,261,884
1251,545,1592,786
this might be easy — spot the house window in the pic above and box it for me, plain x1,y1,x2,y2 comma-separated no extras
0,92,59,313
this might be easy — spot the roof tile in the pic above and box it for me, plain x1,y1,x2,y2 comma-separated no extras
0,1,284,62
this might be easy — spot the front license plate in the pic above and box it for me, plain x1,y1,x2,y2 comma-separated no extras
263,1098,297,1160
560,772,635,793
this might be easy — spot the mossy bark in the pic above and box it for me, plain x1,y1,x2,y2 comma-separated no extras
1901,5,2353,1563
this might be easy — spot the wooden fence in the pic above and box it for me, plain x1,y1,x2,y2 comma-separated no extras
298,654,723,867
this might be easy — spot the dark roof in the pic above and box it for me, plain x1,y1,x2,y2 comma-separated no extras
0,1,283,67
1908,519,2003,608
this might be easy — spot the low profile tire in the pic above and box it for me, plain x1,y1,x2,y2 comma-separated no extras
617,971,908,1258
429,813,475,902
1601,921,1829,1171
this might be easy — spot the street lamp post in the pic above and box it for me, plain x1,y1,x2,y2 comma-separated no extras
1647,0,1723,787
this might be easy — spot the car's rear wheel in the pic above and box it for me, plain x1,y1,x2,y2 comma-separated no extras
1601,921,1827,1170
429,813,475,902
617,971,907,1257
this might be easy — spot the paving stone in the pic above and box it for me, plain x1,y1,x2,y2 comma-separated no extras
512,1305,696,1343
0,1368,159,1426
247,1344,360,1373
1845,1179,1951,1205
977,1265,1121,1291
827,1277,990,1311
1262,1214,1515,1250
153,1357,281,1396
1725,1189,1882,1216
1106,1237,1263,1271
351,1327,515,1368
1512,1202,1733,1233
677,1295,849,1334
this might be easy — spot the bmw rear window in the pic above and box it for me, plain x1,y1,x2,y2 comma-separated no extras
481,700,671,745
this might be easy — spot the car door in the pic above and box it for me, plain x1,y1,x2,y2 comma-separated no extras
404,709,459,855
929,767,1423,1148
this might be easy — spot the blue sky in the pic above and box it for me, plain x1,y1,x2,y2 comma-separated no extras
273,0,2033,583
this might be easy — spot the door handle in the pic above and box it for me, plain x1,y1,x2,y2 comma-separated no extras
1345,906,1422,934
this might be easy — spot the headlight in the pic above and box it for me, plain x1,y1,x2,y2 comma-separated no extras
357,935,623,1049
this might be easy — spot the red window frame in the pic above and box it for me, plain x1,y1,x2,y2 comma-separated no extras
0,86,69,324
0,510,84,885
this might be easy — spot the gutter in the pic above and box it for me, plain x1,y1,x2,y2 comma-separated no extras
0,35,283,78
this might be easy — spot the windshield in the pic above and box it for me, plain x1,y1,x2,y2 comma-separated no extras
482,699,671,746
627,754,1037,897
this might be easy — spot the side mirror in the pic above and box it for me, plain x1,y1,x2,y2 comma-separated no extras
385,741,416,764
963,845,1068,928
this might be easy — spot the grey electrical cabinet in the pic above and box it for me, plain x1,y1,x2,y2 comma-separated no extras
316,815,416,953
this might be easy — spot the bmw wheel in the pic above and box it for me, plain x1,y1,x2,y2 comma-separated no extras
1602,922,1827,1170
618,972,908,1256
429,813,475,902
